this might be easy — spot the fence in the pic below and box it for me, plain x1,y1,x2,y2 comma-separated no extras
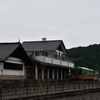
0,80,100,100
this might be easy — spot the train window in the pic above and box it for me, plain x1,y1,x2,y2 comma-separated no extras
91,72,93,75
71,68,82,75
4,62,23,70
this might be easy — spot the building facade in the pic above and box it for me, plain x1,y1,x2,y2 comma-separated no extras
22,39,74,80
0,42,32,80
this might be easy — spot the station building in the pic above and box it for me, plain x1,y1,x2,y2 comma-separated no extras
22,39,74,80
0,42,32,80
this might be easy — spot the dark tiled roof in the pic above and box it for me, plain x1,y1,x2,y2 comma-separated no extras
22,40,64,51
0,42,20,61
0,42,32,65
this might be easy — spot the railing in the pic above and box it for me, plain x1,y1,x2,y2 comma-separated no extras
33,51,74,68
0,80,100,100
34,51,73,61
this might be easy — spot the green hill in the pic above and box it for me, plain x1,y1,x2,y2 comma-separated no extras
67,44,100,70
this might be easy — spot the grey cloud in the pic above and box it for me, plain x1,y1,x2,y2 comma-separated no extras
0,0,100,48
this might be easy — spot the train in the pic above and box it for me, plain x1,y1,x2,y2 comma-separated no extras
70,67,97,81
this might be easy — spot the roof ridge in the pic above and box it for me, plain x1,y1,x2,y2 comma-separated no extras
0,42,20,44
23,40,62,43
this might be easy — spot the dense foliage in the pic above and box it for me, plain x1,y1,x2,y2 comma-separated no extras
67,44,100,70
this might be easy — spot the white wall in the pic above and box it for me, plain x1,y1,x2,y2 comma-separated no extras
3,57,25,76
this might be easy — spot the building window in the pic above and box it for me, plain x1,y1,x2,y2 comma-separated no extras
4,62,23,70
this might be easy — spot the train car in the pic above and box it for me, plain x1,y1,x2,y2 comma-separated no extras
70,67,94,81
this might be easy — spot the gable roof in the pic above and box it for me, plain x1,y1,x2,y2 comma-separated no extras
0,42,19,61
22,40,68,55
0,42,32,65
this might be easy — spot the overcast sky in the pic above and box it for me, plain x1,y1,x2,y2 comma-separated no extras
0,0,100,49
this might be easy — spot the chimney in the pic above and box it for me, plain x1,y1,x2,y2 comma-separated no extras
42,38,47,41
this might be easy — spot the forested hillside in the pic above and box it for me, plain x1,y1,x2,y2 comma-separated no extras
67,44,100,70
